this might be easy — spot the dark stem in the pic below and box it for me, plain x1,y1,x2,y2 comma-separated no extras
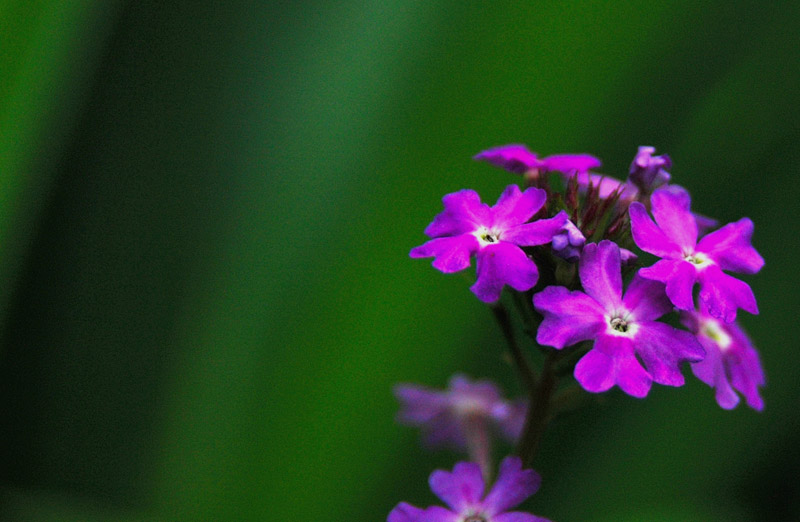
491,303,536,391
517,350,559,467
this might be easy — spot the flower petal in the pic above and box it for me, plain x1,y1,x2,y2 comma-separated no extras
639,259,697,311
634,322,704,386
691,337,741,410
665,262,698,311
533,286,605,348
388,502,426,522
629,202,681,258
622,274,672,322
578,241,622,310
483,456,541,514
491,185,546,230
698,265,758,322
428,462,485,512
541,153,601,172
424,190,491,237
696,218,764,274
471,243,538,302
575,335,652,397
727,338,766,411
419,506,460,522
410,235,479,273
650,187,698,251
503,211,569,247
394,384,447,424
614,352,654,398
474,144,539,174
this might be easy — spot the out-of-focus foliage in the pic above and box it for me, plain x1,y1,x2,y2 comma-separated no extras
0,1,798,521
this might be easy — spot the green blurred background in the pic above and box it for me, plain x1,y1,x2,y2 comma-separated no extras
1,1,798,520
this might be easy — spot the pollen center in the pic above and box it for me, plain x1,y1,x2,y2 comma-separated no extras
684,251,710,267
610,317,629,333
606,312,637,337
474,226,501,246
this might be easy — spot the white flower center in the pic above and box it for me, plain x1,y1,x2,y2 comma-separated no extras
701,318,733,351
473,226,501,246
606,312,638,337
683,251,711,268
463,513,488,522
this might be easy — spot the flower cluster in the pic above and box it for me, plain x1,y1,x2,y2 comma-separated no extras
392,144,766,521
410,144,765,405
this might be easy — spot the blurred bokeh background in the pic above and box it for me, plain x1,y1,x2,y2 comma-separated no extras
1,1,798,520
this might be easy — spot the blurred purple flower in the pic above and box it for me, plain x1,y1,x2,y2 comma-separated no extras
394,375,525,449
410,186,567,303
630,187,764,322
681,303,765,410
474,144,601,175
533,241,704,398
388,456,549,522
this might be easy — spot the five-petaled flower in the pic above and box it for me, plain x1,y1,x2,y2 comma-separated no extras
387,456,549,522
533,241,705,398
630,187,764,323
410,185,568,303
681,303,766,410
394,375,525,449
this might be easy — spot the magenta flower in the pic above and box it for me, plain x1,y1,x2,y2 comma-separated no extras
533,241,704,398
630,187,764,323
410,186,568,303
628,146,671,193
474,144,601,175
387,456,549,522
681,303,765,410
394,375,525,449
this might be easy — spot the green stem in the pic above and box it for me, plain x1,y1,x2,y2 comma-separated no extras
491,302,537,391
517,350,559,467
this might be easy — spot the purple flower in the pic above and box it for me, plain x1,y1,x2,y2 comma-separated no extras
629,187,764,323
394,375,525,449
474,144,601,175
681,303,765,411
533,241,705,398
410,186,568,303
551,219,585,262
387,456,549,522
628,146,671,193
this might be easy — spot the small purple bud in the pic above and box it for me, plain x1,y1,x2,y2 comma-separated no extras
629,146,671,193
552,220,585,262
